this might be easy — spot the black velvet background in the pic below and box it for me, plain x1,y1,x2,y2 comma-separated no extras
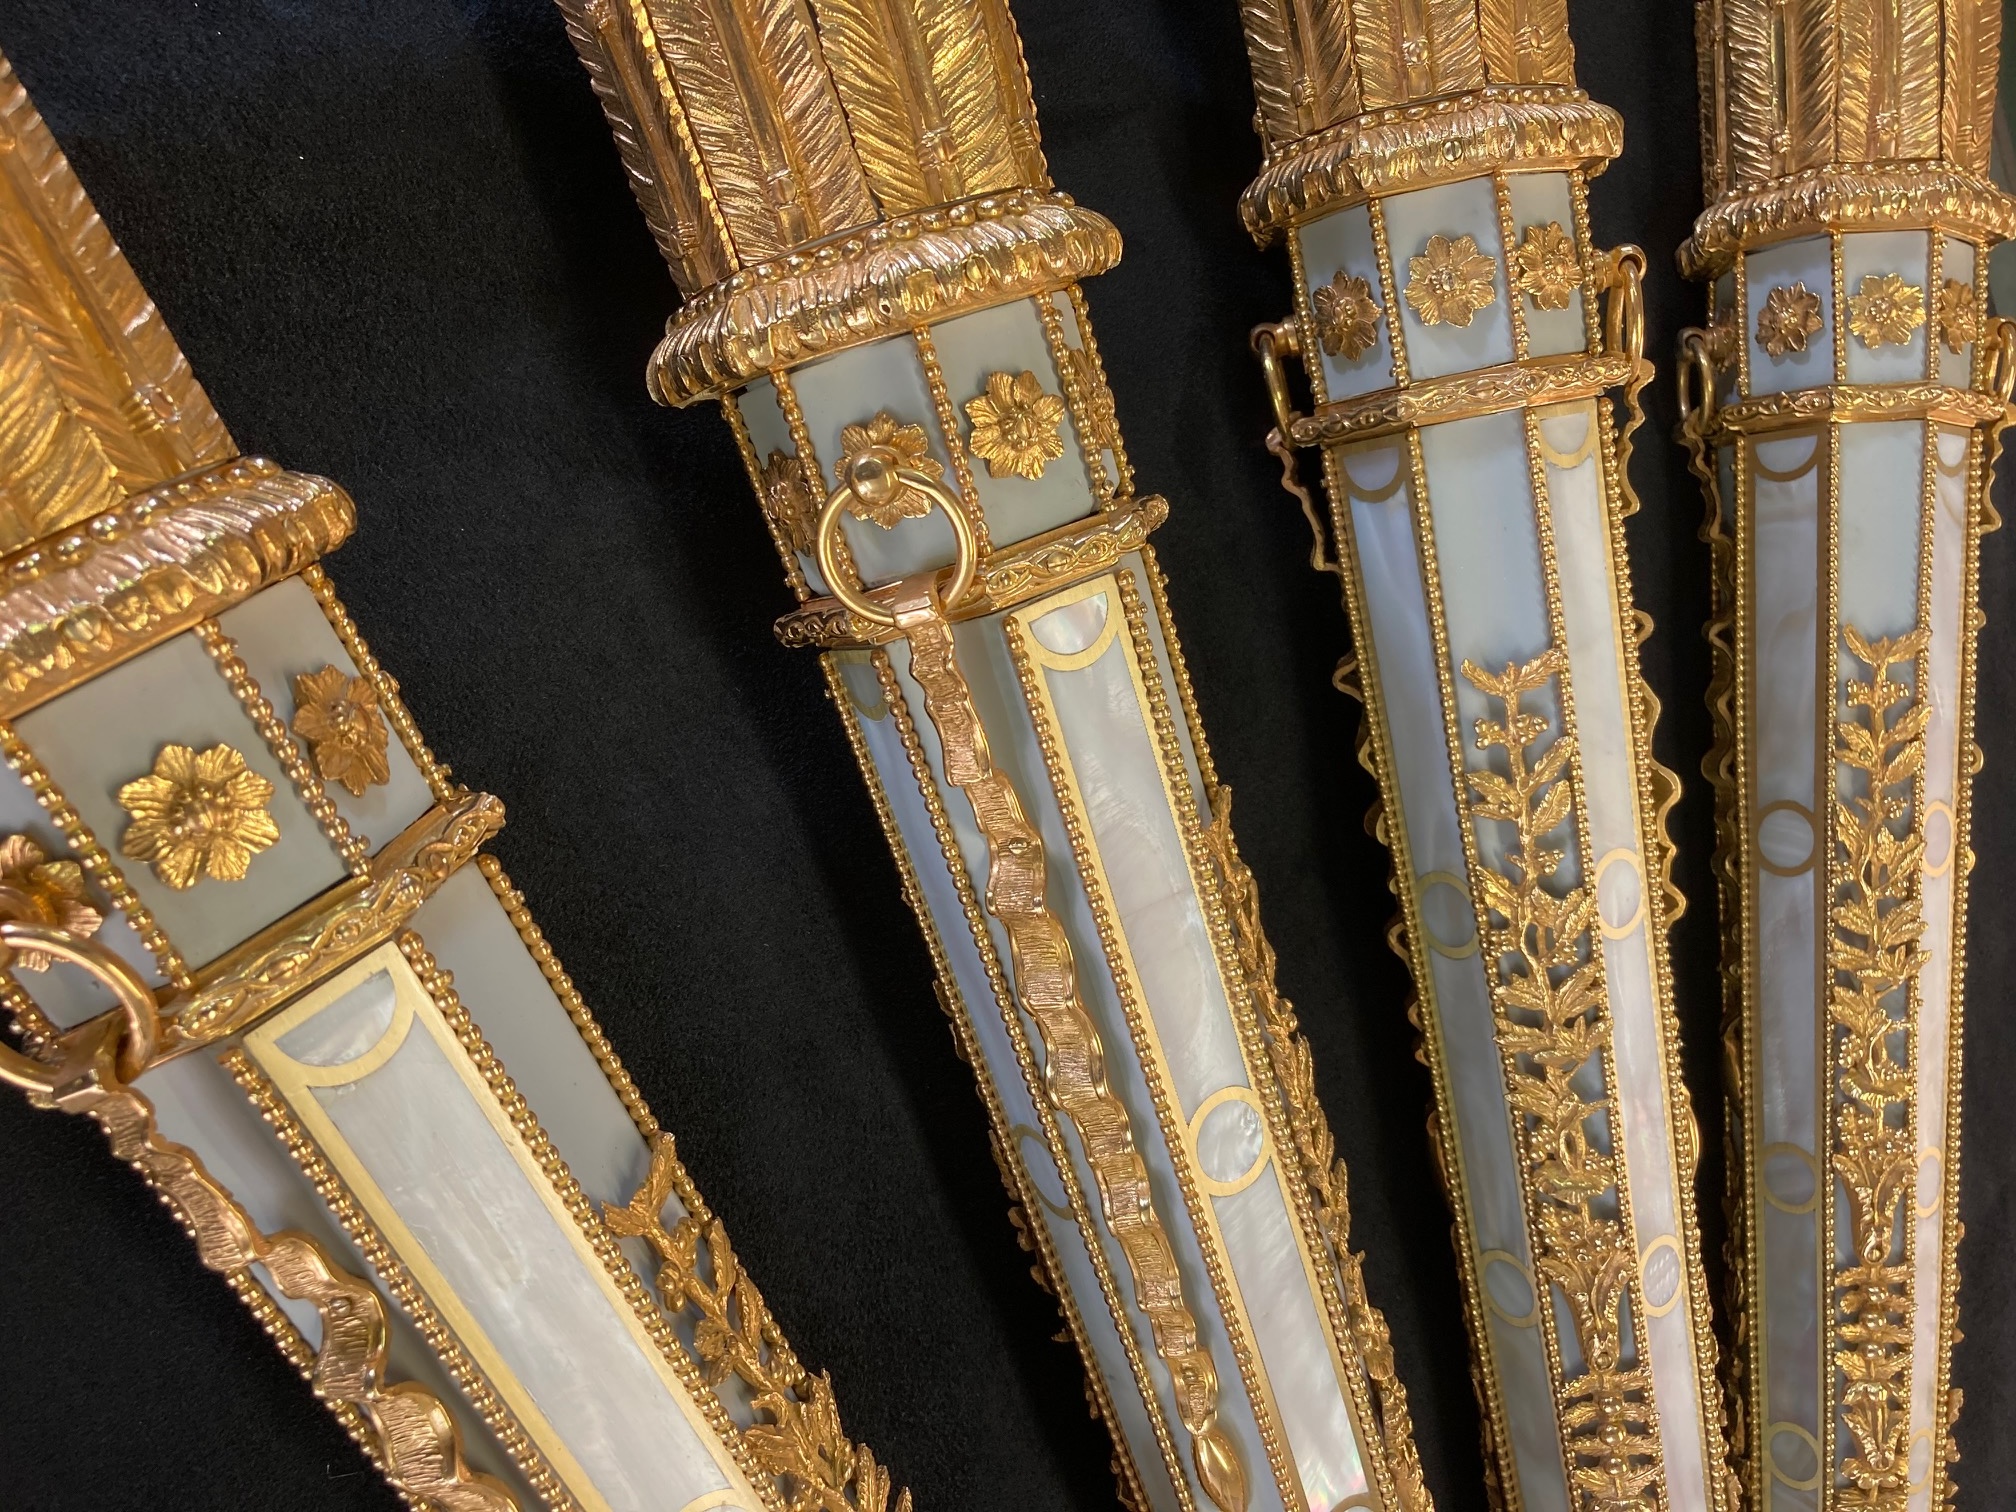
0,2,2008,1507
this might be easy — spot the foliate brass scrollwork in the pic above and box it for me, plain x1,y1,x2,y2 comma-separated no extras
813,463,1249,1512
0,913,514,1510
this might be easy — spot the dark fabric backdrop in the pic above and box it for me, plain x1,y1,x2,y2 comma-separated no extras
0,2,2007,1507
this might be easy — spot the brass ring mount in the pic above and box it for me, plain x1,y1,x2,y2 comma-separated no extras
813,450,979,628
0,918,160,1091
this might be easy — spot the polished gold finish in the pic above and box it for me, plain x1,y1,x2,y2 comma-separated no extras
0,920,514,1510
161,792,505,1053
0,457,356,717
0,54,232,538
115,741,280,890
1682,5,2016,1505
896,577,1246,1512
1237,3,1732,1507
775,491,1167,650
1461,650,1661,1507
1313,271,1384,360
0,832,100,966
813,460,979,629
964,369,1066,479
1755,283,1824,358
839,412,945,525
1846,274,1928,351
1512,221,1579,311
608,1134,912,1512
1829,627,1929,1511
1403,233,1499,329
290,663,392,797
1935,279,1978,354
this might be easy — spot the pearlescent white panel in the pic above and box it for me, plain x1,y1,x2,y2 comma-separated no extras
790,336,961,586
1841,232,1932,386
1748,429,1823,1502
1938,241,1978,390
829,651,1184,1512
1906,427,1968,1511
131,1050,532,1498
734,379,828,594
1021,581,1368,1508
928,299,1098,545
1746,237,1834,397
1538,403,1710,1505
1335,436,1570,1512
889,624,1271,1511
1297,203,1397,399
1419,411,1565,886
1503,174,1588,359
15,630,348,968
1383,177,1516,380
217,576,436,847
243,950,758,1512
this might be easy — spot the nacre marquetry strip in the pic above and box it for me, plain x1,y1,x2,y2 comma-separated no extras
1010,569,1376,1512
1685,25,2009,1482
2,54,906,1510
557,7,1431,1505
239,941,763,1512
1240,0,1731,1481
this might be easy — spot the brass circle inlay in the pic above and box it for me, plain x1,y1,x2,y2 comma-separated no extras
1923,798,1957,878
1761,1142,1820,1215
1189,1087,1272,1198
1639,1234,1684,1318
1416,870,1478,959
1915,1146,1944,1220
1012,1124,1074,1219
1756,799,1818,876
1479,1249,1540,1328
1766,1420,1822,1491
1594,847,1647,939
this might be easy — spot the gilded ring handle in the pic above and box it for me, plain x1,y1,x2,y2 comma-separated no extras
1601,244,1647,367
1249,318,1304,444
1676,326,1719,434
814,459,978,629
0,920,160,1090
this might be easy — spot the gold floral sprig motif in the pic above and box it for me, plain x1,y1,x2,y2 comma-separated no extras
759,449,817,556
837,413,945,527
1511,221,1579,311
1459,650,1661,1512
0,834,100,968
1756,283,1825,359
1937,279,1980,355
607,1134,909,1512
1829,626,1930,1512
117,742,280,890
290,664,391,797
965,370,1067,481
1313,271,1384,360
1404,233,1498,329
1847,274,1927,350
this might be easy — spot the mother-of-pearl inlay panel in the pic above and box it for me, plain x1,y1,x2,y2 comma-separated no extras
241,942,762,1512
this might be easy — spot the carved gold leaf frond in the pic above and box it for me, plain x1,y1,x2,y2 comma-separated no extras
1424,0,1487,95
608,1133,913,1512
811,0,1043,213
1477,0,1575,86
1349,0,1406,109
1893,0,1944,160
1829,625,1929,1511
1785,2,1841,173
0,303,125,550
744,0,880,239
645,0,799,260
1458,649,1662,1507
0,52,232,500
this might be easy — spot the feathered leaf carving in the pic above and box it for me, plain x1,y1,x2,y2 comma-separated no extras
1892,0,1943,159
646,0,797,260
914,0,1031,200
1423,0,1486,94
1784,0,1839,172
743,0,878,239
0,302,125,548
806,0,937,211
1719,0,1782,186
1298,0,1364,132
1351,0,1407,107
1239,0,1307,145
